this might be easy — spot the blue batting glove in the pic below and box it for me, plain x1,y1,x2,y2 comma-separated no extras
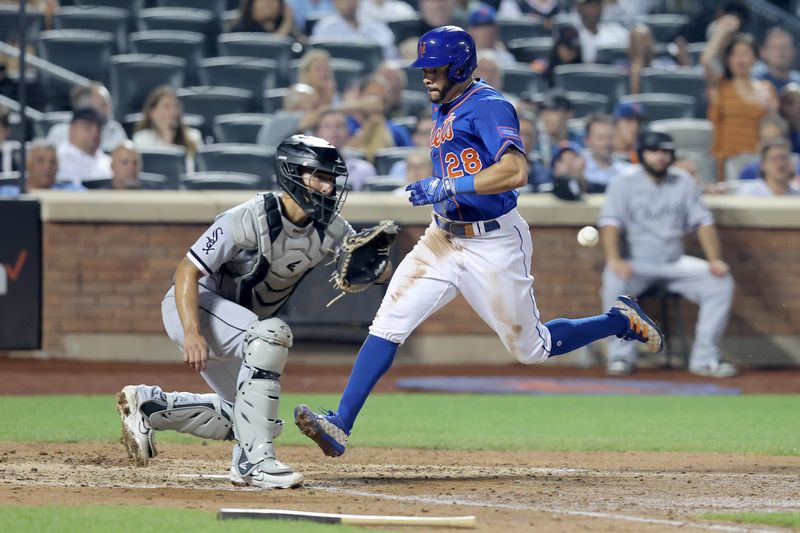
405,176,454,206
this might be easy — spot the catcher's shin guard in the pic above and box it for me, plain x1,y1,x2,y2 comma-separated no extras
141,392,234,441
232,318,301,487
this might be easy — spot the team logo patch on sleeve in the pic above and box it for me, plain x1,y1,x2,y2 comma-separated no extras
497,126,521,140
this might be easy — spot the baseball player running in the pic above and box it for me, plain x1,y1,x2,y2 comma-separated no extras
294,26,665,458
116,135,358,488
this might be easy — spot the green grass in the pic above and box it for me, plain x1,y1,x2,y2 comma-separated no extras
0,394,798,455
701,511,800,529
0,505,361,533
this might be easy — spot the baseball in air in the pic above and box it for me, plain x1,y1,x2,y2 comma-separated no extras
577,226,599,247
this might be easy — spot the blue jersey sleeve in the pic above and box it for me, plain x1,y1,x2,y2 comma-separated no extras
471,99,524,162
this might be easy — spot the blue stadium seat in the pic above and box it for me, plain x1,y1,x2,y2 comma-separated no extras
373,147,416,176
180,171,262,190
640,67,707,118
554,64,628,110
217,33,294,86
262,88,289,114
507,38,553,64
308,38,384,77
289,58,365,93
619,93,696,122
195,144,277,189
139,145,187,188
496,16,548,41
213,113,272,144
0,5,43,43
37,30,115,110
129,31,206,86
637,14,689,44
501,63,544,98
176,86,253,140
138,7,219,56
199,57,279,111
155,0,226,20
55,6,129,54
110,54,186,118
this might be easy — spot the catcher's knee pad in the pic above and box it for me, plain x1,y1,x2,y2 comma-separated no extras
242,317,293,377
142,393,233,440
234,318,293,468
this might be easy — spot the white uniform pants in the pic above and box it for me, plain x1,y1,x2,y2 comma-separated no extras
370,209,552,364
601,255,734,367
161,286,257,404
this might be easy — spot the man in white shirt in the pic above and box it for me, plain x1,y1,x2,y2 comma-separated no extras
582,113,631,192
56,108,112,187
47,83,128,153
312,0,398,60
357,0,415,23
575,0,629,63
736,139,800,197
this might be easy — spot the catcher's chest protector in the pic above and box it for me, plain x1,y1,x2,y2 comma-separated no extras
227,192,350,316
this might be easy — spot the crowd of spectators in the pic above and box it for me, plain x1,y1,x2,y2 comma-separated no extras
0,0,798,197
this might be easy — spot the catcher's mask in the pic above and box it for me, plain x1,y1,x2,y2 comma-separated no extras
275,134,349,227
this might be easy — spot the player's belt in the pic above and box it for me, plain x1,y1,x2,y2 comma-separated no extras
432,213,501,237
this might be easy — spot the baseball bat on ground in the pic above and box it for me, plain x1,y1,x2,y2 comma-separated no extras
218,508,477,528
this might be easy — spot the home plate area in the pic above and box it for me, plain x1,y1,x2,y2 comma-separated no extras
395,376,741,395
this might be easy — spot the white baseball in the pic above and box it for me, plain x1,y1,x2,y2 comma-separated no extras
577,225,599,247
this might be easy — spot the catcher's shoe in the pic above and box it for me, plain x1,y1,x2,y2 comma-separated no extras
609,295,664,354
689,360,738,378
116,385,156,467
294,404,349,457
228,444,303,489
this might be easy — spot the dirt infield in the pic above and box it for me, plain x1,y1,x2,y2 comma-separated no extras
2,442,798,532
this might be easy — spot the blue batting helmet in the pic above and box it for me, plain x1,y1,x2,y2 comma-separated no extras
410,26,477,84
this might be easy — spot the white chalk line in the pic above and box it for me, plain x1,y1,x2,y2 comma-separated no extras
306,484,781,533
174,474,782,533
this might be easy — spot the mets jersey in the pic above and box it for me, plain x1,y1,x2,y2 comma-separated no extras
181,192,353,318
429,79,525,221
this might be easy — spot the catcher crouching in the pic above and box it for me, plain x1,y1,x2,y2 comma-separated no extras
115,134,396,488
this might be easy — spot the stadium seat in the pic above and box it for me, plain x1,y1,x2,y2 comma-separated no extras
640,67,707,118
139,145,187,188
0,5,43,43
386,16,424,46
87,0,144,17
496,16,548,41
55,6,129,54
33,111,73,139
404,64,426,92
363,175,405,192
649,119,714,154
552,12,579,29
373,147,416,176
138,8,219,56
595,46,628,65
180,171,261,190
218,33,294,86
110,54,186,118
554,64,628,110
154,0,226,20
129,31,206,86
82,172,170,190
198,57,279,110
195,144,277,189
566,91,609,118
501,63,544,98
37,30,115,110
289,58,365,93
637,14,689,43
123,112,204,140
723,153,758,182
507,38,553,64
619,93,696,121
392,115,417,134
262,88,289,114
675,149,716,184
213,113,272,144
686,42,706,67
304,12,326,36
176,86,252,139
399,91,430,116
308,38,384,76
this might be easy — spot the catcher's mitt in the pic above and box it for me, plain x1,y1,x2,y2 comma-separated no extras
328,220,398,305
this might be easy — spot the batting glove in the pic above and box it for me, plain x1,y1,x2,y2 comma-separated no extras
406,176,455,206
